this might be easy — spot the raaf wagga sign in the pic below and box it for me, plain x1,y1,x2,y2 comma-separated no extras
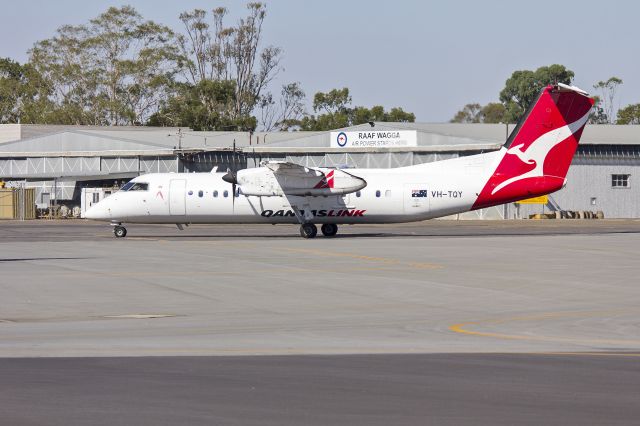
330,130,417,148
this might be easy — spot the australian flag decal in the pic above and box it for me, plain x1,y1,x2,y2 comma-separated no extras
411,189,428,198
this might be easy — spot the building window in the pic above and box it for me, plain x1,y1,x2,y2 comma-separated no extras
590,197,597,206
375,190,381,198
611,174,630,188
198,190,204,197
213,190,218,198
385,190,392,197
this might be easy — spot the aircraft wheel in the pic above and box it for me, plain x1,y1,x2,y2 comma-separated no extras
113,225,127,238
299,223,317,239
321,224,338,237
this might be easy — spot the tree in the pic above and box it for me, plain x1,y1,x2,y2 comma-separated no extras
479,103,506,123
616,104,640,125
29,24,99,124
0,58,54,123
450,103,482,123
385,107,416,123
297,87,415,131
177,3,282,124
148,79,256,131
0,58,26,122
499,64,574,122
313,88,351,115
260,82,307,130
589,95,609,124
593,77,623,124
450,102,505,123
29,6,181,125
177,9,216,83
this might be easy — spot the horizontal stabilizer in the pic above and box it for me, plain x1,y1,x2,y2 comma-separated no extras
556,82,589,96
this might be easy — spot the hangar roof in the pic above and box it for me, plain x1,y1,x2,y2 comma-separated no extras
257,122,640,149
0,122,638,156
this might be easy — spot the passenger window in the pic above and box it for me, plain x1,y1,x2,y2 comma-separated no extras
213,190,218,198
223,190,229,198
385,190,392,197
235,188,240,197
198,190,204,198
375,190,381,198
188,190,193,196
129,182,148,191
356,191,361,197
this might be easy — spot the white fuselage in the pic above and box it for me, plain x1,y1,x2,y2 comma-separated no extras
85,149,505,224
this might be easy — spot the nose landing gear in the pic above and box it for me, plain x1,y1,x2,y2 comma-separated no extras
113,225,127,238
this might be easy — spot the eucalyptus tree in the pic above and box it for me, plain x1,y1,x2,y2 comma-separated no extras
593,77,623,124
298,87,415,131
29,6,182,125
177,3,283,128
617,103,640,124
259,82,307,131
499,64,574,122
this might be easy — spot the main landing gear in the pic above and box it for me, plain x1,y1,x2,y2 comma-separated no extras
321,224,338,237
299,223,339,239
113,225,127,238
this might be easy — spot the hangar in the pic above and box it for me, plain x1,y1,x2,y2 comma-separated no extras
0,122,638,218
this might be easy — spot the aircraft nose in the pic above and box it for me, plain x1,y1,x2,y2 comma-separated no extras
84,199,110,220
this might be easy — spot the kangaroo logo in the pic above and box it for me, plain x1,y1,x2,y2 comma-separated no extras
314,170,335,189
491,111,590,195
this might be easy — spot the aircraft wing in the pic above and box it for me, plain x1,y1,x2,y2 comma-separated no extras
263,161,324,179
241,161,366,196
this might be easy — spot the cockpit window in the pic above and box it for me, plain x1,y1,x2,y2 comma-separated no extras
121,182,148,192
130,182,148,191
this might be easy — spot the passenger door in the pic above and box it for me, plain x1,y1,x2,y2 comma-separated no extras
169,179,186,215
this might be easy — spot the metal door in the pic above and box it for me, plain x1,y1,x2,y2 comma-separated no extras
169,179,186,215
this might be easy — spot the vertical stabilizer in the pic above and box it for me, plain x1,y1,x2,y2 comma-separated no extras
472,84,594,210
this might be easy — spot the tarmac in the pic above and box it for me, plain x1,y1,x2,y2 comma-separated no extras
1,219,639,424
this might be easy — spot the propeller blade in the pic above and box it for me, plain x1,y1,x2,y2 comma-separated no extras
232,181,236,210
222,171,237,210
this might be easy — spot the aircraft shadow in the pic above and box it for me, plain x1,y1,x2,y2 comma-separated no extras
0,257,92,262
126,230,640,240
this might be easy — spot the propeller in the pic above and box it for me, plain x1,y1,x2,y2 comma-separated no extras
222,139,239,210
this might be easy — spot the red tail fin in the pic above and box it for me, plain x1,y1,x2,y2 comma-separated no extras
472,83,594,210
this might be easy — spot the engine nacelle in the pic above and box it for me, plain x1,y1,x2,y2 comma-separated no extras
234,166,366,197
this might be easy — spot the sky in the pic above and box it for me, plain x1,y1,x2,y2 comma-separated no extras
1,0,638,122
